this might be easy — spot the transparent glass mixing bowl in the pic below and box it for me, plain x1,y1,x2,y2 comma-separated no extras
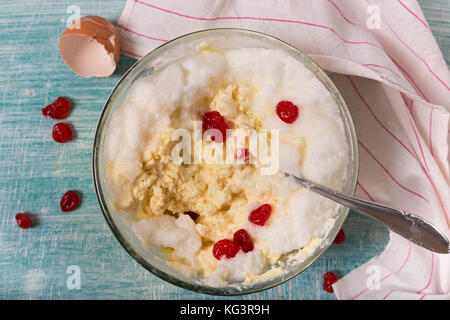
92,28,359,295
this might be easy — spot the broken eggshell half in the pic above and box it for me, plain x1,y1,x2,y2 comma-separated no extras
58,15,120,78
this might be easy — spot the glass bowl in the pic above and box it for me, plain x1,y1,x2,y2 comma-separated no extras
92,28,359,295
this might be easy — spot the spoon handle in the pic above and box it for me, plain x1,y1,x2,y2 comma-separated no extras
286,173,450,254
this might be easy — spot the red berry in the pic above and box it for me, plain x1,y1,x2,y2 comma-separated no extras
52,122,73,143
248,204,272,226
276,100,299,124
213,239,240,260
203,111,223,124
324,271,338,281
202,111,229,143
184,211,199,222
334,229,345,244
42,97,71,119
323,271,338,293
15,213,32,229
233,229,254,253
236,148,249,163
60,190,80,212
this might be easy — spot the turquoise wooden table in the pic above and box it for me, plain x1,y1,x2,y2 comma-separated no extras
0,0,448,300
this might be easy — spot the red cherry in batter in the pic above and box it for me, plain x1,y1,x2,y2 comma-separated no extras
233,229,254,253
15,213,32,229
52,122,73,143
184,211,199,222
276,100,299,124
60,190,80,212
213,239,240,260
248,204,272,226
202,111,229,143
236,148,249,163
323,271,338,293
42,97,71,120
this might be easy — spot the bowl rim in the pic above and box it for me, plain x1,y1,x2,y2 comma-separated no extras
92,27,359,296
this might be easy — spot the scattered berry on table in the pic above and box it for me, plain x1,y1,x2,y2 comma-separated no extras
15,213,32,229
323,271,339,293
52,122,73,143
333,229,345,244
60,190,80,212
42,97,71,120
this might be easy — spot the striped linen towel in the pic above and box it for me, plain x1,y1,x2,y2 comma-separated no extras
116,0,450,300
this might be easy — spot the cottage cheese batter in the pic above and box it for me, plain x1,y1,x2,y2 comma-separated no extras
105,45,349,287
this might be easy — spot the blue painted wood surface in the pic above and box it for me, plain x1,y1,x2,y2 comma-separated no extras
0,0,447,299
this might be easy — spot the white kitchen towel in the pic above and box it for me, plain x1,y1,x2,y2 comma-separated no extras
116,0,450,299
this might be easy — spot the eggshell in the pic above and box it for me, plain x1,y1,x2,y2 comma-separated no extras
58,15,120,78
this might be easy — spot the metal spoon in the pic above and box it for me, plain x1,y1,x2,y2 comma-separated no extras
285,172,450,254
